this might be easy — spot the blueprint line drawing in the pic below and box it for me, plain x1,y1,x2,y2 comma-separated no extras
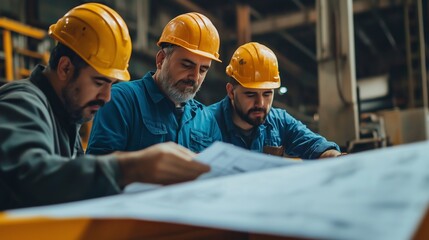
7,141,429,240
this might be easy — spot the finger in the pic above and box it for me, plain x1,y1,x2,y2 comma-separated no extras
151,164,200,184
164,142,197,159
155,159,210,184
167,154,210,174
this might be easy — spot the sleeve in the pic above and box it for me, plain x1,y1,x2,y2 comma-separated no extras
278,110,340,159
210,111,223,143
0,90,122,209
208,103,222,132
86,86,131,155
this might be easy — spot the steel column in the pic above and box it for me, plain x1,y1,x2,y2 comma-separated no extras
316,0,359,147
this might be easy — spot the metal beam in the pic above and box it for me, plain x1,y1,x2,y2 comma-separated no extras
252,0,403,35
249,8,315,80
417,0,428,109
291,0,306,11
277,31,317,61
172,0,236,42
0,17,45,39
317,0,359,147
252,10,316,36
236,3,251,45
134,0,150,51
369,6,397,50
355,24,378,55
173,0,219,26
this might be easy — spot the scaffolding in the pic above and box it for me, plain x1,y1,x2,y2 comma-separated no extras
0,17,50,83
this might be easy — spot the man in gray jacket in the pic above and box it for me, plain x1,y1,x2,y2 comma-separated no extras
0,3,209,210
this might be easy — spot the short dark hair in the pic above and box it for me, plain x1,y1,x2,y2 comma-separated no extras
48,43,89,79
228,77,240,88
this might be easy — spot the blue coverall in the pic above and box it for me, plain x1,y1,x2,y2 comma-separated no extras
208,96,340,159
87,72,221,155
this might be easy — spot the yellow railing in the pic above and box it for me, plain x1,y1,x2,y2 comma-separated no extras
0,17,48,81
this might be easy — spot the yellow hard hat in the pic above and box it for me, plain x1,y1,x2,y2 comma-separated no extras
226,42,280,89
48,3,132,80
157,12,221,62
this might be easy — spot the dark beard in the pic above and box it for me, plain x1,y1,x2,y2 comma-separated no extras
235,107,267,126
62,85,105,124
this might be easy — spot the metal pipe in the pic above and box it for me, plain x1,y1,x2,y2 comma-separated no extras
404,2,415,108
3,29,13,81
417,0,427,109
291,0,306,11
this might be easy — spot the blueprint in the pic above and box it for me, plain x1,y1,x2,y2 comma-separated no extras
124,142,301,193
7,141,429,240
195,141,302,179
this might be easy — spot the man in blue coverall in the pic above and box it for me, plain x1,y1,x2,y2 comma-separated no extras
87,12,222,154
209,42,341,159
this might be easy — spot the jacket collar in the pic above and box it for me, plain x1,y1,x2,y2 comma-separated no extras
29,65,79,153
142,72,166,104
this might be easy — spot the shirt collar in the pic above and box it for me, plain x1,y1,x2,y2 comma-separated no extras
142,72,166,104
220,96,236,133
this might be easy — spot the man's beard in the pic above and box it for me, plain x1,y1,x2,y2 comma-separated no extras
235,106,268,126
157,61,200,103
62,81,105,124
234,97,268,127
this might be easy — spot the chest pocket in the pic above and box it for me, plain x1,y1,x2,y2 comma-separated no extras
189,129,213,153
142,118,168,145
265,129,282,147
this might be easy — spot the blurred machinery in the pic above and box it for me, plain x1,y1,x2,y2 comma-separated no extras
317,0,428,153
347,74,392,153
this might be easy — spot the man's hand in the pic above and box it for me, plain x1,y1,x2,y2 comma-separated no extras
113,142,210,187
319,149,343,158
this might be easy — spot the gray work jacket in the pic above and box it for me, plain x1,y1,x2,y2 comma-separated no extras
0,65,121,210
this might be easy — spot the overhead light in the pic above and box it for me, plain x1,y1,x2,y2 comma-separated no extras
278,87,288,95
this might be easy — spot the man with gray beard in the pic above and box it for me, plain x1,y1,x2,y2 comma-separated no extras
87,12,222,154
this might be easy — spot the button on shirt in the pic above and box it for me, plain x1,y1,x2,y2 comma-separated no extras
208,96,340,159
87,72,222,155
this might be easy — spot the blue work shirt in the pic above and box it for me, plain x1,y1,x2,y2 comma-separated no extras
87,72,222,154
208,97,340,159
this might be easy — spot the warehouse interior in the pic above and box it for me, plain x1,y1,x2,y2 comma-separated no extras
2,1,429,239
1,0,428,152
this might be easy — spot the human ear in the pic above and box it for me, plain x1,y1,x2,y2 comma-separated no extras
226,83,234,100
155,50,166,69
57,56,73,81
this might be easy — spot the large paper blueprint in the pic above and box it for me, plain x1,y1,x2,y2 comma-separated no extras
7,141,429,240
195,141,302,179
125,142,301,192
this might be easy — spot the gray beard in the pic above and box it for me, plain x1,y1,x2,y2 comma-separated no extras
159,79,197,103
157,68,199,103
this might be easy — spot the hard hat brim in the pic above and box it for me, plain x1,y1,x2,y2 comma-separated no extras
237,79,281,89
180,45,222,63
